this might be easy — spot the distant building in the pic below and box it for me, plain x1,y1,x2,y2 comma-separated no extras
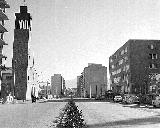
51,74,65,97
77,76,81,97
71,88,77,97
77,73,84,97
109,39,160,95
38,81,51,98
1,67,13,99
82,63,107,98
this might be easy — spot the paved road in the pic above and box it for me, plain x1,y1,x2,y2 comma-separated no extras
77,102,160,128
1,101,160,128
0,101,66,128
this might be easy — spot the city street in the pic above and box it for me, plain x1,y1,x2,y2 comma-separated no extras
1,100,160,128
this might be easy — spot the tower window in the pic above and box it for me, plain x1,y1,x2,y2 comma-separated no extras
151,44,154,49
149,54,157,59
149,63,158,69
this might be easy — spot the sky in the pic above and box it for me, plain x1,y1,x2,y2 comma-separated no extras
4,0,160,84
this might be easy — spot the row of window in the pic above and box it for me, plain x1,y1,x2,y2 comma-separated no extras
112,74,129,84
111,65,130,76
148,53,158,59
110,44,157,63
111,56,128,69
110,47,128,63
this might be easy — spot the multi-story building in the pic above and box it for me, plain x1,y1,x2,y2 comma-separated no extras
109,39,160,95
26,48,39,100
38,81,51,98
51,74,65,98
0,0,10,98
83,63,107,98
1,67,13,99
77,76,81,97
77,73,84,97
12,5,32,100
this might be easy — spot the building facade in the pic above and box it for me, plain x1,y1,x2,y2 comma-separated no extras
12,5,32,100
0,0,10,98
51,74,65,98
38,81,51,98
109,39,160,95
77,73,85,97
26,48,39,100
1,67,13,99
82,63,107,98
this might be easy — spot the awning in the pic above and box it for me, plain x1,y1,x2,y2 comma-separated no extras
0,0,10,8
0,24,7,33
0,9,8,21
0,38,7,45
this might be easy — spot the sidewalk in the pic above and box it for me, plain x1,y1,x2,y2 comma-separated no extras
0,99,46,105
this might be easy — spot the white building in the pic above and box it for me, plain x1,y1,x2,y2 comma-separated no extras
26,47,39,100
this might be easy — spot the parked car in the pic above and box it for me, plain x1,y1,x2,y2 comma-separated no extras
122,94,139,104
152,96,160,107
114,95,122,102
0,98,3,103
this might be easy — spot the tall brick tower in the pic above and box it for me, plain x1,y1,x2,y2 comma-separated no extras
13,5,32,100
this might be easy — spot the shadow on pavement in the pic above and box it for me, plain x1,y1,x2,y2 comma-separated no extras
87,115,160,128
122,104,160,109
122,104,141,108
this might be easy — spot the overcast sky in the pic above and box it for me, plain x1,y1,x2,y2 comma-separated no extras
4,0,160,82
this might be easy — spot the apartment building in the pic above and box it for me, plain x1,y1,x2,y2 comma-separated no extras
109,39,160,95
51,74,65,98
83,63,107,98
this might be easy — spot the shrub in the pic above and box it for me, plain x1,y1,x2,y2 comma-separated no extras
55,99,87,128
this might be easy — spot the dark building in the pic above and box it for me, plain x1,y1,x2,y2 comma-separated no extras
1,67,13,99
51,74,65,98
109,39,160,95
77,73,84,97
12,6,32,100
78,63,107,98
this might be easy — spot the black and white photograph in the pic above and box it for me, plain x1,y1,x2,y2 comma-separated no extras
1,0,160,128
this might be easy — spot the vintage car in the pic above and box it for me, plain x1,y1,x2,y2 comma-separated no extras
122,94,139,104
114,95,123,102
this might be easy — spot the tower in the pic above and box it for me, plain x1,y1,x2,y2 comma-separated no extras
13,5,32,100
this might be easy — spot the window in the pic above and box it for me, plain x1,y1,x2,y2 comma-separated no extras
149,54,157,59
148,44,154,49
111,65,115,69
151,44,154,49
119,59,123,65
149,63,158,69
110,59,113,63
28,76,29,80
121,50,124,55
124,56,128,62
125,47,128,53
126,65,130,71
153,54,157,59
6,76,12,80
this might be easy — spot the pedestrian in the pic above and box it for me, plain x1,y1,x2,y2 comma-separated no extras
31,94,34,103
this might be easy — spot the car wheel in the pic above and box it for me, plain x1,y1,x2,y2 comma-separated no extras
153,105,157,108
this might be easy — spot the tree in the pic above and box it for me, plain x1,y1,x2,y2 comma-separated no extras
55,99,87,128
